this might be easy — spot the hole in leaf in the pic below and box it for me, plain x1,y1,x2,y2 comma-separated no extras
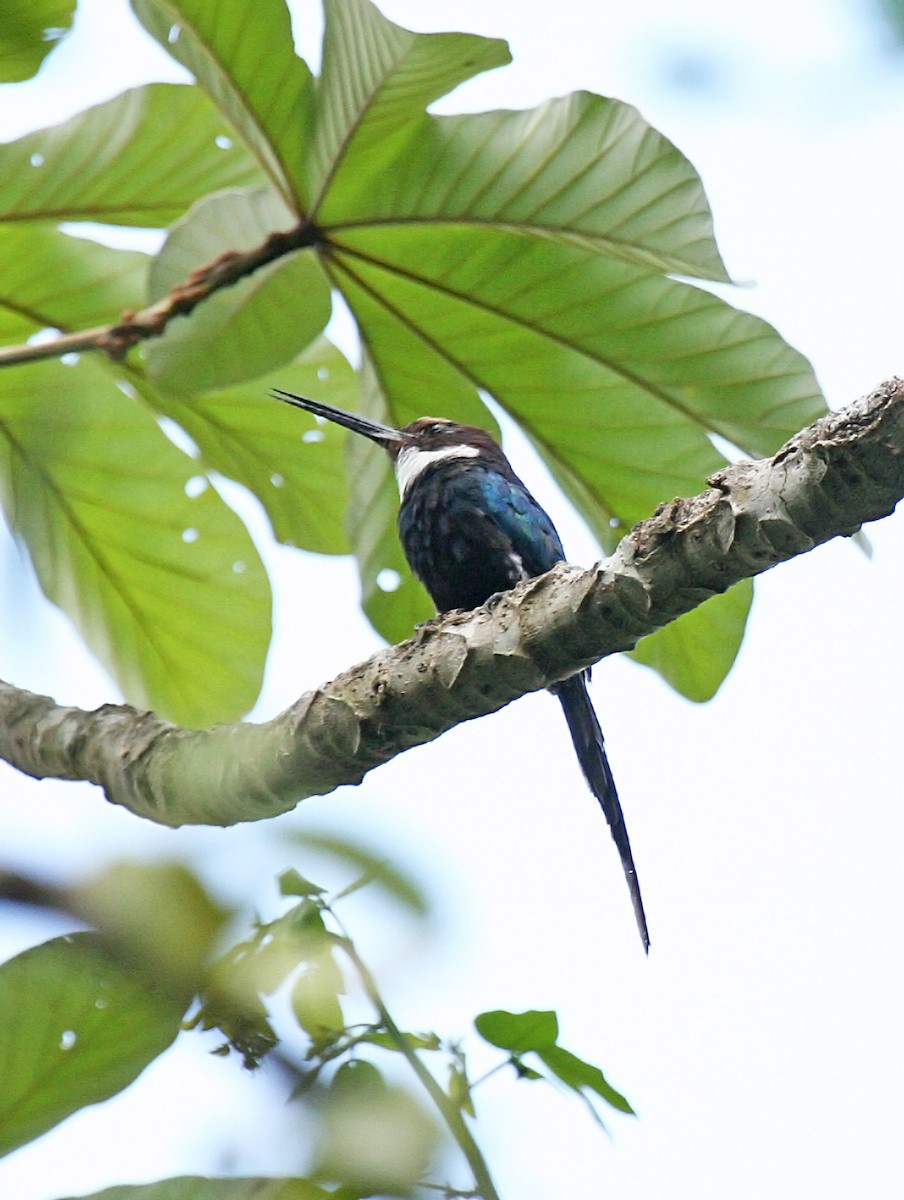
317,367,330,380
30,153,44,167
302,429,324,443
158,417,200,458
185,475,208,498
59,1030,77,1051
182,528,199,544
215,134,233,150
376,569,402,593
270,472,285,487
608,517,621,529
61,352,79,366
26,327,60,345
232,560,246,574
115,379,137,399
168,23,181,43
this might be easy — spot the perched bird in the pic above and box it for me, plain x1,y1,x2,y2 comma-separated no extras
274,389,649,952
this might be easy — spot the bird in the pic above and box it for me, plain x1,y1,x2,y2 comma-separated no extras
273,389,649,952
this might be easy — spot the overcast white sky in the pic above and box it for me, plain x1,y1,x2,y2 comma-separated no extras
1,2,903,1199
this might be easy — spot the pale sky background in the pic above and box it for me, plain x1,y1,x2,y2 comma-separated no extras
1,2,903,1199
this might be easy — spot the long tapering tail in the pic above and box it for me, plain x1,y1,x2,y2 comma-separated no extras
554,673,649,952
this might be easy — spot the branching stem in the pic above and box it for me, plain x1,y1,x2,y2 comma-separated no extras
335,925,502,1200
0,219,320,368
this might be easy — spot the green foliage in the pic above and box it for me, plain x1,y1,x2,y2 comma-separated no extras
0,84,263,223
132,0,315,204
629,577,754,701
60,1179,343,1200
313,1059,439,1193
0,0,74,83
475,1008,633,1119
0,932,187,1157
0,0,826,720
0,1,837,1193
0,355,271,725
0,846,631,1195
289,828,429,914
157,339,358,555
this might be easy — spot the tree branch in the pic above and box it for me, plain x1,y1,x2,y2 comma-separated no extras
1,378,901,827
0,220,319,367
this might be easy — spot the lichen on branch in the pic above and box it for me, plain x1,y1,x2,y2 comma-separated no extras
0,378,901,827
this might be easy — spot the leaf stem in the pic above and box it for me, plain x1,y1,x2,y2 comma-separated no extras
334,927,501,1200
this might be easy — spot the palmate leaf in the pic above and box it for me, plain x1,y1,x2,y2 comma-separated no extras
0,84,263,226
0,356,270,726
131,0,315,207
294,4,825,691
0,932,186,1158
327,233,801,663
0,0,821,700
0,0,74,83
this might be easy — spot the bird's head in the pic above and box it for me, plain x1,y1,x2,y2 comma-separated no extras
273,390,504,497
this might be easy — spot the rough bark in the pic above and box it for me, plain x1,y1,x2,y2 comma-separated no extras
1,378,901,828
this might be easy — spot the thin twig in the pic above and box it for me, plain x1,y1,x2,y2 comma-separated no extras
0,219,320,368
334,923,502,1200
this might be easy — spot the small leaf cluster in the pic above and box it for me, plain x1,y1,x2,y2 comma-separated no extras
474,1008,633,1127
0,853,635,1197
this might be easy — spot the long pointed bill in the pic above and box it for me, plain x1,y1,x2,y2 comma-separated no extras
272,388,406,449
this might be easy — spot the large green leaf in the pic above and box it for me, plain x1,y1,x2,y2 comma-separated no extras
0,932,185,1158
0,0,826,706
325,230,820,678
0,0,74,82
319,91,730,281
328,229,819,528
0,357,270,725
290,2,823,694
132,0,315,207
157,338,358,554
0,226,147,345
309,0,510,207
0,84,264,227
146,188,331,395
630,579,754,702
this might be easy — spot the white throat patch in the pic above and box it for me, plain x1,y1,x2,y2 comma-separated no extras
395,443,480,499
